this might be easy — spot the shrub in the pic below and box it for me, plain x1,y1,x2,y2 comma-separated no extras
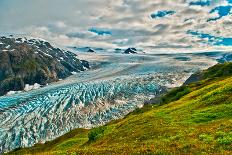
161,86,191,104
88,126,105,142
216,132,232,145
199,133,213,143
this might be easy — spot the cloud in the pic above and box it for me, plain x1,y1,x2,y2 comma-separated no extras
0,0,231,53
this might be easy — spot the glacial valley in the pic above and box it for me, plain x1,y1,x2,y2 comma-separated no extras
0,49,221,153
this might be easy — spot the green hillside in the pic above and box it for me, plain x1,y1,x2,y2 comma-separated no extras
8,63,232,155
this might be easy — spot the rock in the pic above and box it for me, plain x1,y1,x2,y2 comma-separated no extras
184,72,202,85
115,48,122,51
124,48,137,54
114,48,121,53
0,36,90,96
87,48,95,53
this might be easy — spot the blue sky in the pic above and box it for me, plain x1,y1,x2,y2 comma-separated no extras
188,30,232,46
151,10,176,19
0,0,232,52
189,0,211,6
88,28,112,36
208,5,232,21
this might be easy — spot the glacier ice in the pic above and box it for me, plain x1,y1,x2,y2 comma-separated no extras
0,76,167,152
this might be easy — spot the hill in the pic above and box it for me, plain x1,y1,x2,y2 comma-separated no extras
7,63,232,155
0,36,89,96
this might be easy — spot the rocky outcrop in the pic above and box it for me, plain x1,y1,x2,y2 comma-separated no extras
87,48,95,53
184,72,202,85
0,36,89,96
124,48,137,54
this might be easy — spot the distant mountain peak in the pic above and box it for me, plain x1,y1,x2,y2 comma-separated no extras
124,48,137,54
87,48,95,53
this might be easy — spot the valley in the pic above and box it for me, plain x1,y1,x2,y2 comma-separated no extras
0,48,218,153
7,58,232,155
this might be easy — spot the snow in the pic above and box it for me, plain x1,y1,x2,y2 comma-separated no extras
71,71,78,75
21,37,27,43
6,91,17,96
24,83,41,91
6,90,23,96
5,45,11,49
83,66,89,70
43,52,53,58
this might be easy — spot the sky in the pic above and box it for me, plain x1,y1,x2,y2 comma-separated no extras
0,0,232,53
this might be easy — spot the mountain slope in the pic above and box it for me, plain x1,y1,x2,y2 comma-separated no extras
0,36,89,96
7,63,232,155
184,62,232,85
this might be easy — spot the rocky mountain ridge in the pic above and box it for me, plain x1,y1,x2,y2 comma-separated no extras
0,36,89,96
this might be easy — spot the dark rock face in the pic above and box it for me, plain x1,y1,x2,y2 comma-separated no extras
114,48,122,53
0,36,89,96
115,48,122,51
124,48,137,54
87,49,95,53
184,72,202,85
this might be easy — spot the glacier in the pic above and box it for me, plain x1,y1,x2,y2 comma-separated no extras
0,52,218,153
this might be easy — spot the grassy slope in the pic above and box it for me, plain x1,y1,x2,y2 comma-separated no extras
8,63,232,155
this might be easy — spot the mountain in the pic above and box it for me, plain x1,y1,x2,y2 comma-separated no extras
124,48,137,54
217,53,232,63
184,62,232,84
194,51,232,63
70,47,99,53
87,48,95,53
8,62,232,155
0,36,89,96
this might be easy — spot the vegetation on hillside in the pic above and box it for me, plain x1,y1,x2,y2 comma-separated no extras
7,63,232,155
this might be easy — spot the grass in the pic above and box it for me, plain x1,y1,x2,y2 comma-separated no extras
7,63,232,155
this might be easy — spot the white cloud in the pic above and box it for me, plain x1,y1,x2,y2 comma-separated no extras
55,21,67,29
0,0,231,53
